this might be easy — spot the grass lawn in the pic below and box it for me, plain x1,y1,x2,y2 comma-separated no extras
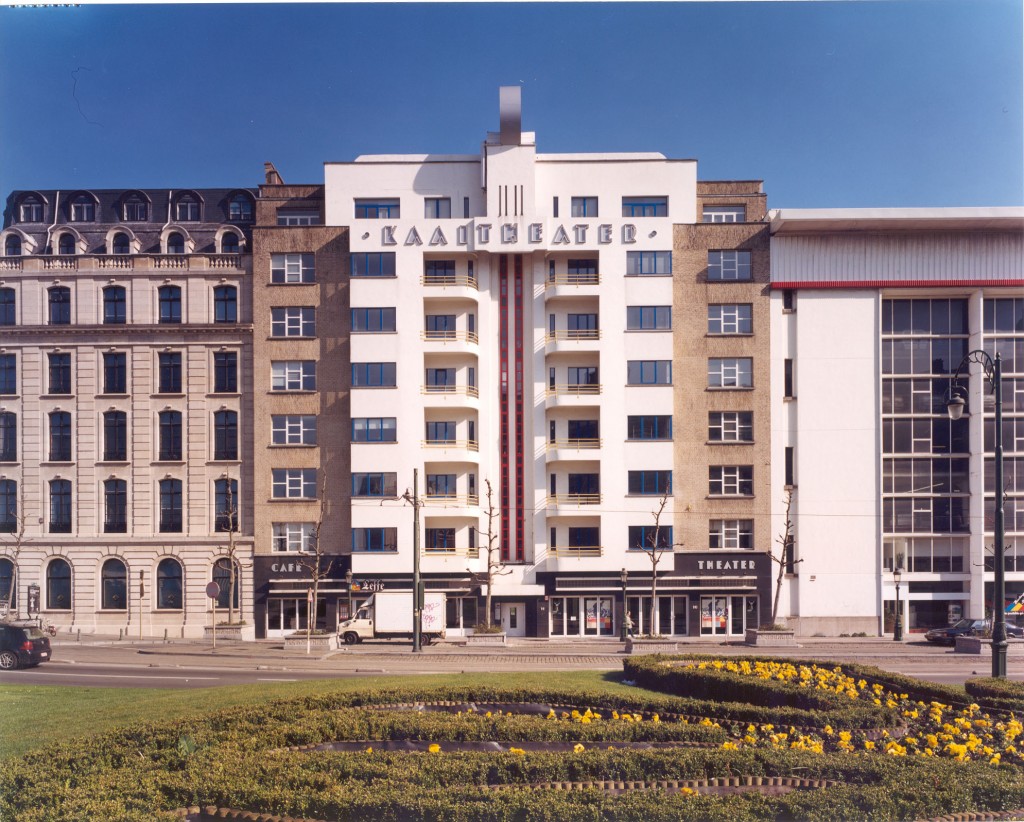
0,671,647,761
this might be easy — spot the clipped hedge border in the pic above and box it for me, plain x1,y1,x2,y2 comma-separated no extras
967,678,1024,711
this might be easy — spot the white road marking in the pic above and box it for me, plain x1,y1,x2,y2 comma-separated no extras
258,678,298,682
5,671,220,681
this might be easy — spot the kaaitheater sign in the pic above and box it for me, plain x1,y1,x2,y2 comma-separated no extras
371,221,648,250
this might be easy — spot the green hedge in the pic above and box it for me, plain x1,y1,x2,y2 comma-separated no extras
966,678,1024,712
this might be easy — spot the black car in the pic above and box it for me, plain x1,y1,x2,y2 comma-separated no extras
924,618,1024,645
0,623,52,669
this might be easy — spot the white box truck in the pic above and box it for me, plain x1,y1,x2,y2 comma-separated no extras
338,591,446,645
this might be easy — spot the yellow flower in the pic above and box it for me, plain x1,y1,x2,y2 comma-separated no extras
990,753,1001,765
823,725,834,736
428,743,441,754
864,740,876,751
509,747,526,756
652,714,661,723
365,746,373,754
721,741,739,750
573,743,586,753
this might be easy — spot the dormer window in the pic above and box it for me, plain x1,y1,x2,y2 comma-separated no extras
122,195,148,222
221,232,240,254
18,195,44,223
228,194,253,222
70,194,96,222
175,194,200,222
167,232,185,255
4,235,21,257
57,233,76,255
112,233,130,255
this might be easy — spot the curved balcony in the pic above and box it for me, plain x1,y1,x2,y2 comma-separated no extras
544,329,601,355
549,545,603,558
544,273,600,300
421,385,480,409
421,272,478,301
423,493,481,516
422,546,480,558
420,329,478,355
421,439,480,462
545,384,601,408
546,493,602,512
545,438,601,461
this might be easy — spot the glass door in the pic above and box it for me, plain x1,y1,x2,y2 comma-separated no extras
700,596,729,636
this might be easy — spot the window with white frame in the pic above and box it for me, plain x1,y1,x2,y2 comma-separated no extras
271,415,317,445
276,210,320,226
708,304,753,335
708,250,751,281
271,468,317,499
272,522,316,553
702,205,746,223
271,361,316,391
708,411,753,442
709,466,753,496
571,197,598,217
424,197,451,219
709,519,754,549
271,253,315,284
271,307,316,338
708,357,752,388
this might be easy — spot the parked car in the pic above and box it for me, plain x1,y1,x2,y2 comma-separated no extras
0,623,52,669
924,618,1024,645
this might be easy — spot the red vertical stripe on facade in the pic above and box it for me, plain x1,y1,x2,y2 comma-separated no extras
499,256,510,561
514,255,525,562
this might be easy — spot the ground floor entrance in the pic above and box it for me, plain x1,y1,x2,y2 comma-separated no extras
698,595,759,636
499,602,527,636
549,596,616,637
265,596,329,638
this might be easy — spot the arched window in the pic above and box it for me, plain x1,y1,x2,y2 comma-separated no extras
103,286,126,324
213,286,237,323
175,194,200,222
0,288,15,325
4,235,21,257
46,558,72,610
0,479,16,533
18,195,44,223
212,557,240,610
167,232,185,255
101,558,127,610
228,194,253,222
221,232,240,254
48,286,71,324
158,285,182,324
57,233,76,256
112,233,130,255
0,557,14,609
70,194,96,222
156,557,183,610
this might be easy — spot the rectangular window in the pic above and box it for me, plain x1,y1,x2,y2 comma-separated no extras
567,366,599,386
271,253,315,284
627,470,672,495
353,417,397,442
425,314,457,337
103,288,126,324
158,479,182,533
104,479,127,534
426,367,455,388
568,473,600,495
567,419,599,440
783,290,796,311
708,304,753,334
159,286,181,324
271,468,317,499
627,415,672,440
49,479,72,533
708,411,753,442
352,473,398,497
426,421,456,443
702,205,746,223
625,251,672,276
352,362,396,387
48,412,71,461
622,196,668,217
102,352,127,394
708,358,752,388
425,528,456,551
103,411,127,461
351,252,397,278
628,525,674,550
627,360,672,385
0,354,15,395
0,289,14,325
354,199,399,219
352,527,398,552
272,361,316,391
0,413,16,461
271,307,316,337
785,446,795,487
708,250,752,282
571,197,598,217
214,478,239,532
213,411,238,461
423,259,457,283
213,352,237,393
709,519,754,550
351,307,396,332
49,288,71,324
159,411,183,461
784,359,795,398
271,415,317,445
568,526,600,547
276,211,320,226
709,466,754,496
426,473,457,496
158,352,182,393
213,286,237,324
123,200,147,221
566,259,599,283
48,353,72,395
424,197,451,219
272,522,316,553
626,306,671,330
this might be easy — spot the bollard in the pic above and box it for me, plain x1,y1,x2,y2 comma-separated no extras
119,628,123,641
164,628,168,643
77,629,81,642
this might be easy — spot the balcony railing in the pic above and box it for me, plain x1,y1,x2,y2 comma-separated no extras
422,385,479,398
421,273,478,289
421,438,480,451
420,330,479,344
423,493,480,507
545,329,601,342
423,546,479,557
550,545,603,558
546,438,601,452
546,384,602,397
3,253,246,273
546,494,602,507
545,273,600,288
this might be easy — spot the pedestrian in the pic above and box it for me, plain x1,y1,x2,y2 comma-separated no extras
624,613,634,637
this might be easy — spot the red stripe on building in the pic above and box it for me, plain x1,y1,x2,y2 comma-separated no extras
514,255,525,562
499,256,510,562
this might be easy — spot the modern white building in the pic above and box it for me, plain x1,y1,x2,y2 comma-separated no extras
770,208,1024,634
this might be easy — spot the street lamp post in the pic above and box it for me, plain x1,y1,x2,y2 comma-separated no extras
947,350,1006,678
620,568,629,642
345,568,353,622
893,565,903,642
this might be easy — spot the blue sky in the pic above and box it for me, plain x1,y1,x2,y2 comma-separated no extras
0,1,1020,208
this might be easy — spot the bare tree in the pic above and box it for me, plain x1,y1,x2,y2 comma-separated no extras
298,474,330,649
471,479,511,630
0,495,28,619
632,491,684,637
215,477,246,625
770,489,802,626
